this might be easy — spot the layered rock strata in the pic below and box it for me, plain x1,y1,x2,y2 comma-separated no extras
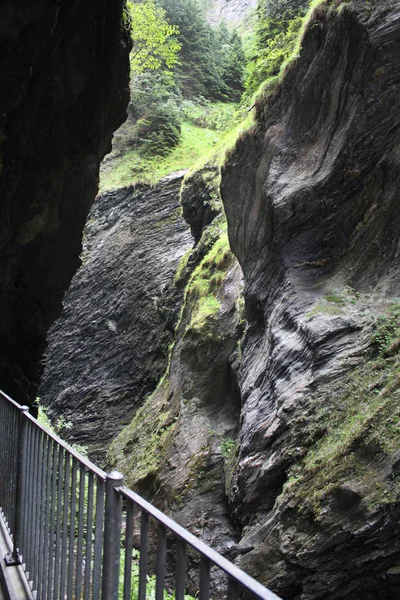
220,0,400,597
40,173,193,461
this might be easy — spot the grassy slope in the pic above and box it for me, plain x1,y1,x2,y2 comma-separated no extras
100,121,222,192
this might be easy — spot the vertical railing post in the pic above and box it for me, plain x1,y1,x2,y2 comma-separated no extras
101,471,124,600
6,404,29,566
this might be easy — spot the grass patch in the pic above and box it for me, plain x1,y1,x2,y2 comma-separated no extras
100,100,251,193
306,303,344,318
100,121,221,191
306,287,360,318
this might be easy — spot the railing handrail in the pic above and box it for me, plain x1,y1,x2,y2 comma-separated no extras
0,389,106,479
119,487,281,600
0,388,282,600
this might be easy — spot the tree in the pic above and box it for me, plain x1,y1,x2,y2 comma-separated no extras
221,30,246,100
127,0,181,74
244,0,307,95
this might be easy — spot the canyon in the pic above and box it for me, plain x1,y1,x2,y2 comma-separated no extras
1,0,400,598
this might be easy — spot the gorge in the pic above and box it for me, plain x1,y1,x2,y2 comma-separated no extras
1,0,400,599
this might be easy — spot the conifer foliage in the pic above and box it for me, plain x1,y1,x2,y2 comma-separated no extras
159,0,246,100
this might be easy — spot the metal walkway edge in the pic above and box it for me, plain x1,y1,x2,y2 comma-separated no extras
0,511,33,600
0,388,282,600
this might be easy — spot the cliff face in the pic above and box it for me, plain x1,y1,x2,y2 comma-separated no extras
33,0,400,596
108,211,244,566
0,0,130,407
220,0,400,597
40,173,193,461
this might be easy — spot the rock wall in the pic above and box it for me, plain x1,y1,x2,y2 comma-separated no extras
0,0,130,408
40,173,193,461
220,0,400,597
108,212,245,568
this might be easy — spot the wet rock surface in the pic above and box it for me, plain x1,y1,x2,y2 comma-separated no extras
40,172,193,462
220,0,400,597
0,0,130,408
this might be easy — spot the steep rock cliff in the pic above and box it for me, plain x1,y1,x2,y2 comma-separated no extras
40,173,193,461
108,213,244,566
0,0,130,407
220,0,400,597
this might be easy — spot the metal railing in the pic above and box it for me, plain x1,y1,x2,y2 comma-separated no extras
0,389,281,600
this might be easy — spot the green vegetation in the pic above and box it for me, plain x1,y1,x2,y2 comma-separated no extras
107,380,177,489
220,437,236,459
127,0,181,74
119,549,195,599
306,303,344,318
37,402,88,456
284,302,400,515
306,287,361,318
184,226,233,336
244,1,307,98
100,121,219,190
100,105,247,191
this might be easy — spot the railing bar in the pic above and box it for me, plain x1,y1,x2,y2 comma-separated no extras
24,420,35,578
227,577,240,600
123,501,134,600
31,426,41,588
175,538,186,600
41,435,53,600
5,403,16,530
37,428,48,598
199,556,211,600
6,403,12,524
102,471,123,600
3,403,11,529
155,523,167,600
60,453,71,599
21,419,33,562
0,390,282,600
53,446,65,600
67,458,78,600
47,441,58,600
138,509,149,600
0,386,104,461
75,466,86,599
84,472,94,600
119,487,281,600
3,401,9,528
0,399,5,511
4,402,10,523
92,477,105,599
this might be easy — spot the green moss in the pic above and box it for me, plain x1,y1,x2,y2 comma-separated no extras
184,228,233,336
154,207,182,230
174,248,193,284
172,444,211,506
325,294,345,304
107,380,176,489
306,287,361,318
283,302,400,515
